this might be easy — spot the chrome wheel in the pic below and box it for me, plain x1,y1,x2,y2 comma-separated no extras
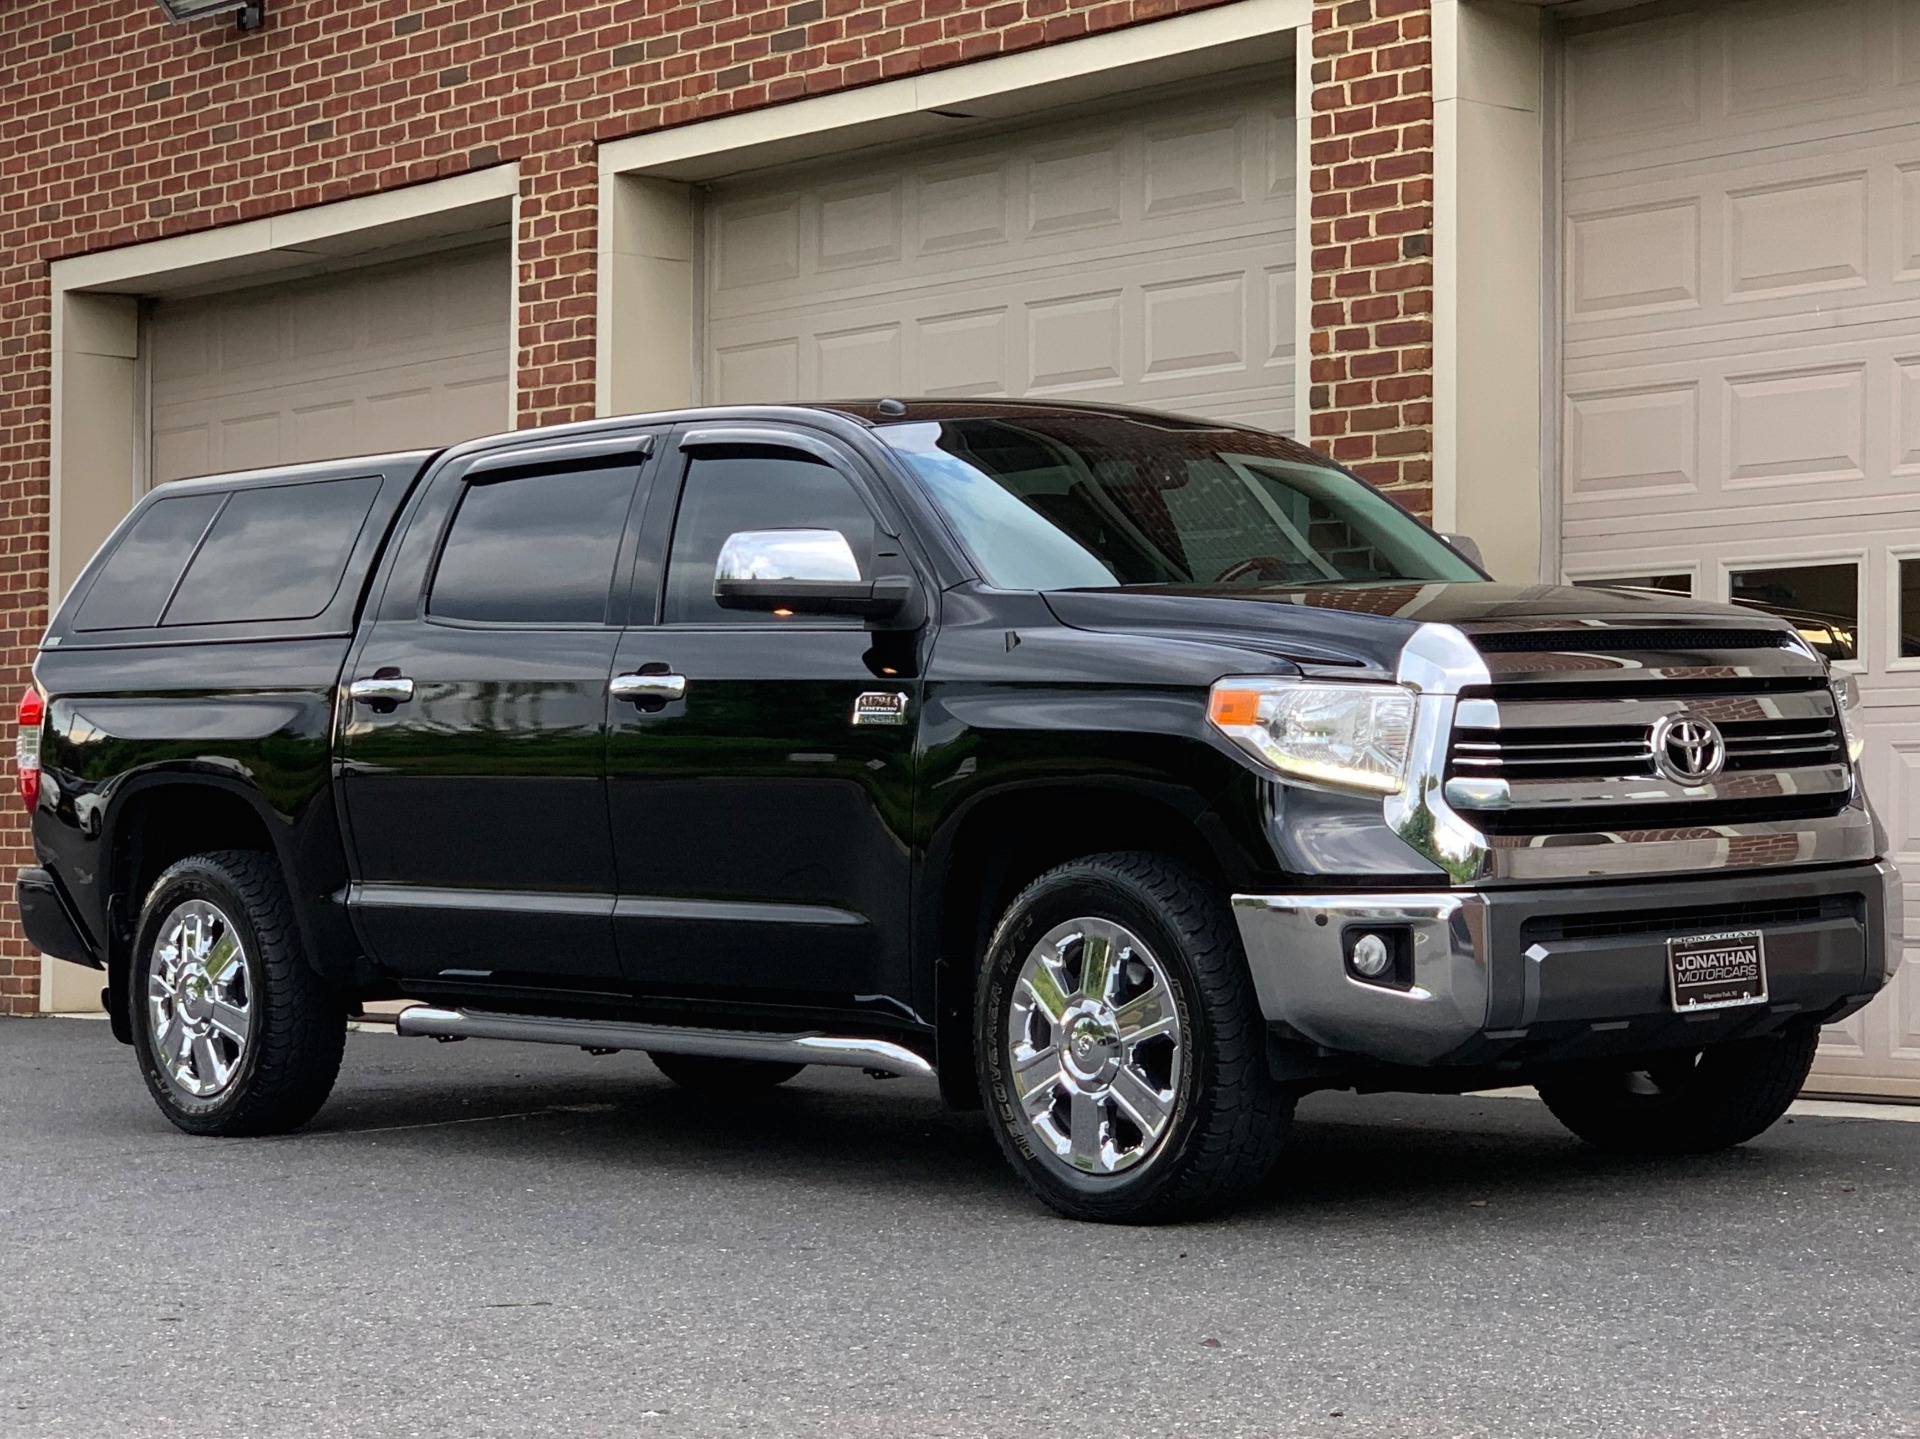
146,899,254,1100
1005,917,1183,1176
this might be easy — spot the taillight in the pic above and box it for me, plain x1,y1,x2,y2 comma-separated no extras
16,686,43,812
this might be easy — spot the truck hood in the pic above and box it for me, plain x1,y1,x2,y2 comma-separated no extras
1041,581,1779,677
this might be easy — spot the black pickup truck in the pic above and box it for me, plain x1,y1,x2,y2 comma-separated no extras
17,400,1898,1223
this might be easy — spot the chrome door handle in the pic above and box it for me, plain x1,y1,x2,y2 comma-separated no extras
348,676,415,705
610,672,688,703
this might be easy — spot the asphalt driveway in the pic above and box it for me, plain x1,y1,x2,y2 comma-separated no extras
3,1016,1916,1439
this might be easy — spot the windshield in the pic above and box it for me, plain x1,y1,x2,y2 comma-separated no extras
876,413,1481,591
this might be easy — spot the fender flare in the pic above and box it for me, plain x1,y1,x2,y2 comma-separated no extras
98,766,350,990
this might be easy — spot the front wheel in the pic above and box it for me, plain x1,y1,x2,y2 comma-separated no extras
132,850,345,1137
976,853,1291,1224
1537,1030,1819,1155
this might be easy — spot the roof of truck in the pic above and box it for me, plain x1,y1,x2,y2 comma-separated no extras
145,399,1289,495
148,449,439,496
811,398,1250,429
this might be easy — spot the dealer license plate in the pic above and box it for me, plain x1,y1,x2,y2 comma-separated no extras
1667,930,1768,1012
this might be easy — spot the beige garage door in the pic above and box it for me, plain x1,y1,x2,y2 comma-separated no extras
702,76,1296,433
148,243,511,484
1559,0,1920,1096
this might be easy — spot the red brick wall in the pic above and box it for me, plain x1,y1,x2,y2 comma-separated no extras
0,0,1249,1013
1306,0,1433,518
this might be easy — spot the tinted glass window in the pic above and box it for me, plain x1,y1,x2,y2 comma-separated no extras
72,493,224,632
1572,574,1692,596
429,467,638,624
663,452,876,625
164,477,381,627
1730,561,1858,662
1901,559,1920,658
876,416,1478,591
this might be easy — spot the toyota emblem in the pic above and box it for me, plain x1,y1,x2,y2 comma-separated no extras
1651,713,1726,785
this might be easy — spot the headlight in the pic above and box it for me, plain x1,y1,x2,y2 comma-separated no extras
1831,670,1865,764
1207,677,1416,795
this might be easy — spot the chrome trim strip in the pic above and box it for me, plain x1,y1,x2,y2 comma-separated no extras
1477,654,1820,684
1454,736,1653,756
394,1006,933,1077
1455,690,1835,730
350,884,612,916
1394,622,1490,697
1483,811,1878,883
1445,763,1851,811
612,896,866,926
349,886,865,927
1382,625,1489,883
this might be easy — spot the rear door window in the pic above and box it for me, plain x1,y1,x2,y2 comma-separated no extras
71,493,224,632
164,477,382,626
428,466,641,625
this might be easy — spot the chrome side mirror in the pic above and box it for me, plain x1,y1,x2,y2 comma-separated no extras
715,529,863,584
1440,532,1485,570
713,528,914,619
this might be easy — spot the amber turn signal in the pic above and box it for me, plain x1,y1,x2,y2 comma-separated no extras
1208,689,1262,728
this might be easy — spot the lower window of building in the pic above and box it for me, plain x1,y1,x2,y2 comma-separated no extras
1728,561,1858,662
1571,574,1692,596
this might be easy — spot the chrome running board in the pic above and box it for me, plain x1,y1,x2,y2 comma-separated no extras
394,1006,934,1078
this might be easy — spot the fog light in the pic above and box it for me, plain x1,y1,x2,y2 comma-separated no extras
1349,932,1393,979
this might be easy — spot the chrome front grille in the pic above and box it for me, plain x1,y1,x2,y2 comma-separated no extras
1443,682,1850,829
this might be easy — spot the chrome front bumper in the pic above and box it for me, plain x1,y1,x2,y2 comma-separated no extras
1232,860,1900,1068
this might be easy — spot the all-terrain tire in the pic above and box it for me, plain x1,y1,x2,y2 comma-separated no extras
131,850,345,1137
648,1053,806,1093
1537,1029,1820,1155
977,852,1291,1224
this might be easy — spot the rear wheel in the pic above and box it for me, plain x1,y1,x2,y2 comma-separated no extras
977,852,1290,1224
648,1052,806,1094
132,851,345,1137
1537,1030,1819,1155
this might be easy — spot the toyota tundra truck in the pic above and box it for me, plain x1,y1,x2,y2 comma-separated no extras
15,400,1898,1223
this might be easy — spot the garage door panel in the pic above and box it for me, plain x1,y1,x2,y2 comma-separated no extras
1563,0,1920,1095
1727,0,1870,118
1565,0,1911,178
817,324,904,397
711,257,1292,425
290,399,358,458
1566,198,1703,322
1143,273,1249,380
289,285,357,360
918,308,1008,396
1142,113,1253,217
704,77,1294,433
1727,171,1868,301
150,424,209,487
149,242,510,485
1026,290,1124,393
1563,332,1920,529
